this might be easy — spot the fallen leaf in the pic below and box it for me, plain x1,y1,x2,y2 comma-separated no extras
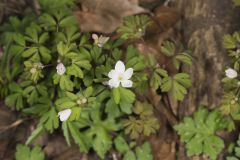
75,0,148,33
146,6,180,37
139,0,165,9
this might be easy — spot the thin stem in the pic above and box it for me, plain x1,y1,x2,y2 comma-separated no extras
158,99,178,126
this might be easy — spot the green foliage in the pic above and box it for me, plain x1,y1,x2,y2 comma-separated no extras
40,107,59,133
123,102,160,139
161,73,191,101
174,107,226,160
15,144,45,160
161,41,193,70
220,92,240,119
0,0,193,159
227,135,240,160
0,16,35,45
148,42,192,101
39,0,75,11
62,103,121,158
150,67,168,90
114,136,153,160
221,30,240,131
117,15,151,39
223,32,240,70
233,0,240,6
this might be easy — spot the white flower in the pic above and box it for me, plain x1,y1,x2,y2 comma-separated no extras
92,34,109,47
58,109,72,122
56,63,66,75
30,68,37,74
225,68,237,78
108,60,133,88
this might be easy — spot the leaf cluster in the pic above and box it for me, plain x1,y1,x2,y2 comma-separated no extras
114,136,153,160
174,107,227,160
15,144,45,160
123,101,160,139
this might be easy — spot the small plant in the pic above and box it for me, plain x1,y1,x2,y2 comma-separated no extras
15,144,45,160
174,107,227,160
226,135,240,160
123,101,160,139
117,15,151,39
114,136,153,160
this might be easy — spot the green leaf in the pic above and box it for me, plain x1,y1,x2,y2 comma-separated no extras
135,142,153,160
117,15,151,40
119,87,135,104
14,33,26,46
105,99,121,118
203,136,224,160
22,47,38,58
26,125,45,145
67,64,84,78
38,32,49,44
15,144,44,160
92,128,112,159
174,107,225,160
123,102,159,139
227,134,240,159
223,34,237,49
39,46,51,63
123,151,136,160
120,102,133,114
59,75,74,91
160,41,175,57
114,136,130,154
112,88,120,104
40,108,59,133
59,16,76,27
161,73,191,101
174,53,193,69
83,86,93,97
5,92,24,110
233,0,240,6
68,122,89,152
62,121,71,146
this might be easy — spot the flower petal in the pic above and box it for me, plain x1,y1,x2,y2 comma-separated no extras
108,78,120,88
99,36,109,44
108,70,118,79
115,60,125,73
56,63,66,75
225,68,237,78
58,109,72,122
121,80,133,88
123,68,133,80
92,34,98,40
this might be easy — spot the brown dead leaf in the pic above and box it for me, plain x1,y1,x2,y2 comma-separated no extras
149,131,176,160
139,0,165,9
75,0,148,33
146,6,180,37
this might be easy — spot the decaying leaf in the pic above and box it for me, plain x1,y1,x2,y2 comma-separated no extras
145,6,180,37
74,0,148,33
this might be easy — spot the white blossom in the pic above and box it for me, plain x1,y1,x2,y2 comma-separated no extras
92,34,109,47
56,63,66,75
30,68,37,74
58,109,72,122
108,60,133,88
225,68,237,78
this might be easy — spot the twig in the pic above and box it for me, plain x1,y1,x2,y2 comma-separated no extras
158,100,178,126
112,153,118,160
32,0,41,15
0,119,24,134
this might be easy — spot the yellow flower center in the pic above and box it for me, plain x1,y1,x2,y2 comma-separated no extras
118,75,123,81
